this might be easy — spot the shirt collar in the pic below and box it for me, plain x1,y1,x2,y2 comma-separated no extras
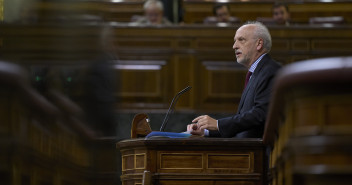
249,53,266,73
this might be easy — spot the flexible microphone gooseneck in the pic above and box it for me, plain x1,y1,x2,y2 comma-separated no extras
159,86,192,132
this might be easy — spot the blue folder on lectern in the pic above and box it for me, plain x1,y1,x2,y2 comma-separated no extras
146,131,191,139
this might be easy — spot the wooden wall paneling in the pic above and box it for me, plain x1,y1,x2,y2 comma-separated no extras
289,55,311,64
183,1,273,24
113,60,170,109
192,30,243,111
198,60,246,111
0,24,103,63
35,1,144,23
183,1,352,24
291,39,310,52
289,39,311,64
172,54,196,109
116,37,173,49
183,2,215,24
2,23,352,113
311,39,352,54
269,26,352,64
289,2,352,24
228,3,273,23
271,39,290,52
17,0,352,25
195,37,233,50
270,38,291,64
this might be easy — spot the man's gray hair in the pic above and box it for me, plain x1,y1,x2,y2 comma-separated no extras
243,21,272,53
144,0,164,11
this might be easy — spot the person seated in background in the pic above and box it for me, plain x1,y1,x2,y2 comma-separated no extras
214,3,231,23
272,2,290,25
204,3,240,24
133,0,172,25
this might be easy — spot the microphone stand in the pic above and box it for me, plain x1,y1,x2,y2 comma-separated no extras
159,86,192,132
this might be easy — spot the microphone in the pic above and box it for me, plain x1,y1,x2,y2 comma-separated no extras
159,86,192,132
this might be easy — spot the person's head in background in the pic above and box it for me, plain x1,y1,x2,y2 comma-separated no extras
144,0,165,25
213,3,231,23
272,3,290,25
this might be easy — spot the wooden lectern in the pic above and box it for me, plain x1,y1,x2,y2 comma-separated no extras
117,137,266,185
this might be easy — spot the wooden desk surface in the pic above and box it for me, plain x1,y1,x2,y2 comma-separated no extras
118,137,263,149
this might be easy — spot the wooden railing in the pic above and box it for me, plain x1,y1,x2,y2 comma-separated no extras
263,56,352,185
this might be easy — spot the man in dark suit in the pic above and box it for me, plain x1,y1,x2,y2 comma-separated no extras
187,21,281,138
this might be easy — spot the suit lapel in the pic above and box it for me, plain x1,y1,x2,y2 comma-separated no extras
238,76,253,111
237,55,270,112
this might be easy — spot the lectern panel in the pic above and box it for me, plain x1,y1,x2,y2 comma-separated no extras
122,154,135,171
159,153,203,169
122,153,146,172
207,153,251,170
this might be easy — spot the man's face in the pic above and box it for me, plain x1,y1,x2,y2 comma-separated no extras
233,25,258,68
216,6,230,22
272,6,289,25
145,6,163,25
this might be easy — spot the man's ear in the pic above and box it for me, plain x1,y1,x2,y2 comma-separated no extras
256,39,264,51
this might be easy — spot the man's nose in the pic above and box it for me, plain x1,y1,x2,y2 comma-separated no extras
233,42,237,50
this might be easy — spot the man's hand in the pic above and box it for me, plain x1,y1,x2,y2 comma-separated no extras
186,115,218,136
193,115,218,131
186,123,204,136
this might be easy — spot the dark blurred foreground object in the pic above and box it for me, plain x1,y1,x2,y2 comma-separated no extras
263,56,352,185
0,60,119,185
84,59,116,136
0,61,59,120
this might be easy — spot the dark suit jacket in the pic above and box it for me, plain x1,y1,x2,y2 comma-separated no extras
209,54,281,138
